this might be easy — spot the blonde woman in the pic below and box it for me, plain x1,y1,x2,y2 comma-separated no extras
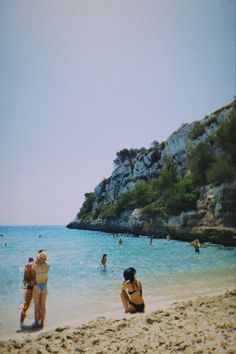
32,250,49,328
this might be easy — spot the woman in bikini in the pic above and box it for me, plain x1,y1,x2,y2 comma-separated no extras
32,250,49,328
120,267,145,313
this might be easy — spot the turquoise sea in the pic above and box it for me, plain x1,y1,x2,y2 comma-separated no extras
0,225,235,336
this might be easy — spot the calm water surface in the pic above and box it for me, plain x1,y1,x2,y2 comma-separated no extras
0,226,235,335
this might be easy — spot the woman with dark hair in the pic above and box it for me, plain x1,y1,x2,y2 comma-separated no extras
20,257,35,326
120,267,145,313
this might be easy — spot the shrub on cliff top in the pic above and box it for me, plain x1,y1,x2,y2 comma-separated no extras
77,192,95,219
188,121,205,140
150,147,161,165
113,148,139,167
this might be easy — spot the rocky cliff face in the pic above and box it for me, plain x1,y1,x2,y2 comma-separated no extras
67,101,236,246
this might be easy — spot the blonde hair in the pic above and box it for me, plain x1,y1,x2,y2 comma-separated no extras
37,251,48,261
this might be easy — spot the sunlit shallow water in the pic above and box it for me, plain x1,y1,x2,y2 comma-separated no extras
0,225,235,336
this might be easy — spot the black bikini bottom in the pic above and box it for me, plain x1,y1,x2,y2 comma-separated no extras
27,285,34,291
129,301,145,313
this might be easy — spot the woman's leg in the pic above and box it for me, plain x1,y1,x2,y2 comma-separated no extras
33,287,40,325
39,289,47,326
20,288,33,324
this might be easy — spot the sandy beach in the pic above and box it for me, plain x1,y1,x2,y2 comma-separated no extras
0,289,235,354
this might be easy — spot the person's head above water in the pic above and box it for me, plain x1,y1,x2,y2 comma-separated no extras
123,267,136,282
28,257,34,262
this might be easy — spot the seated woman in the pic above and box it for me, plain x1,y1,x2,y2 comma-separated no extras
120,267,145,313
32,250,50,328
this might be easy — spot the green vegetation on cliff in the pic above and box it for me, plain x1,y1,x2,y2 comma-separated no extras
77,110,236,225
76,192,95,220
92,159,198,222
188,111,236,186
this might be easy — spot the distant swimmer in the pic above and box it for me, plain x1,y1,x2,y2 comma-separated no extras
0,234,4,237
191,239,201,253
166,234,171,241
149,237,153,245
38,235,42,238
4,242,7,246
118,238,123,245
101,254,107,270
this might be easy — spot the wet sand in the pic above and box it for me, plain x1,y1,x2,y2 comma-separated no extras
0,289,235,353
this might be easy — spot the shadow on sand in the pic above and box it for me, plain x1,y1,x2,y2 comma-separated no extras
16,323,42,333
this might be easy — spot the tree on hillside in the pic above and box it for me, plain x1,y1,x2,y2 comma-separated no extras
153,156,177,193
77,192,95,218
207,158,236,184
113,148,138,167
216,111,236,165
188,141,213,186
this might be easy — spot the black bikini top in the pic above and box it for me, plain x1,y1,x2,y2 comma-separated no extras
128,281,141,295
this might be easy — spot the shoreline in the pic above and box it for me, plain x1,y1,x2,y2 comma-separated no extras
1,270,235,340
67,222,236,246
0,288,235,353
1,282,235,339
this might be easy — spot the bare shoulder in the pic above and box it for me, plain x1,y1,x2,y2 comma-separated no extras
121,281,129,290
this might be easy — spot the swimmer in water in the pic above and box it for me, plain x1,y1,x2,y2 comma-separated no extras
101,254,107,269
191,239,201,253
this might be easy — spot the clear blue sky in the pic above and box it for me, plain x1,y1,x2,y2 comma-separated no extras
0,0,235,225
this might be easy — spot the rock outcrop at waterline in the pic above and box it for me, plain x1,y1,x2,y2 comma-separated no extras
67,100,236,246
